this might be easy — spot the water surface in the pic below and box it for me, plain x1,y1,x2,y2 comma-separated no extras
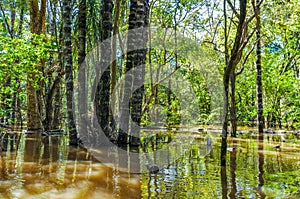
0,131,299,198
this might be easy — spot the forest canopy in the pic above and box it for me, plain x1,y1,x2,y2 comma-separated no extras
0,0,299,141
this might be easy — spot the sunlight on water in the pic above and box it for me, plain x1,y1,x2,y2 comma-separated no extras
0,131,300,198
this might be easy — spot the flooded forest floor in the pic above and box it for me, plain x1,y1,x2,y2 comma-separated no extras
0,127,300,199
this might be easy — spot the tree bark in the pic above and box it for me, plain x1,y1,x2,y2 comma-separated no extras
78,0,87,137
27,0,46,131
62,0,77,145
110,0,121,126
255,0,264,134
118,0,149,145
230,71,237,137
17,0,25,37
111,0,121,96
221,0,247,166
95,0,113,140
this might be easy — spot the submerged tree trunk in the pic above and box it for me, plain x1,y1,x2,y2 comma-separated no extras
255,0,264,134
62,0,77,145
221,0,229,167
221,0,247,166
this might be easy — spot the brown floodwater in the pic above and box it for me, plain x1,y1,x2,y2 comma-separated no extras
0,131,300,199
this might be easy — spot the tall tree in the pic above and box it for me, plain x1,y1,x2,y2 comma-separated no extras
62,0,77,145
96,0,114,139
118,0,149,145
221,0,247,166
44,0,62,131
27,0,46,131
254,0,264,134
111,0,121,96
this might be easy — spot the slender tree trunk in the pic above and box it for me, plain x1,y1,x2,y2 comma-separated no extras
27,0,46,131
111,0,121,96
130,0,149,145
53,4,63,130
118,0,139,144
110,0,121,126
17,0,25,37
45,0,59,131
53,80,62,129
78,0,87,137
230,72,237,137
118,0,149,145
10,0,16,38
221,0,229,167
167,79,171,127
255,0,264,134
221,0,247,166
95,0,113,139
62,0,77,145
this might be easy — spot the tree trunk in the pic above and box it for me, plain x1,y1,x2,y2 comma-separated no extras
27,0,46,131
255,0,264,134
111,0,121,96
230,71,237,137
10,0,16,38
78,0,87,137
53,80,62,129
110,0,121,126
95,0,113,140
17,0,25,37
53,12,64,130
221,0,247,167
118,0,149,145
62,0,77,145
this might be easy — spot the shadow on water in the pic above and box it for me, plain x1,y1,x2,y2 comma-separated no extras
0,132,141,199
0,130,300,198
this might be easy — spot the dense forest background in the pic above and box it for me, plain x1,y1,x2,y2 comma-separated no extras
0,0,299,147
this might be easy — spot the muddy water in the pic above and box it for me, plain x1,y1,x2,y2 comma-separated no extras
0,131,300,199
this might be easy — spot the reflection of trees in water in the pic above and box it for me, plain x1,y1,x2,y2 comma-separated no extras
229,140,237,199
221,166,228,199
257,135,266,199
0,134,141,198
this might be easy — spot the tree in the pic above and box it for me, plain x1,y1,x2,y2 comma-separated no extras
27,0,46,131
96,0,114,139
62,0,77,145
118,0,149,145
221,0,247,166
78,0,87,136
253,0,264,134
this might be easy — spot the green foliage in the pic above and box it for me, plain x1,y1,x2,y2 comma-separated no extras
0,33,55,119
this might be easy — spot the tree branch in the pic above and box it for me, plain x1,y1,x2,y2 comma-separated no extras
226,0,240,18
203,40,225,54
0,3,13,38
